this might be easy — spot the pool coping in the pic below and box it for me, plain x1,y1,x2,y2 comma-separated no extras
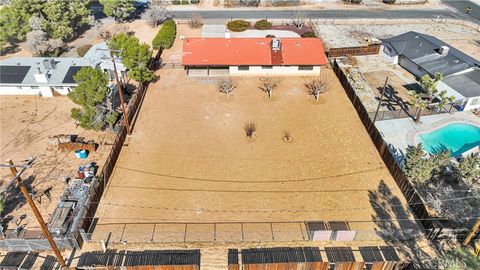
407,117,480,155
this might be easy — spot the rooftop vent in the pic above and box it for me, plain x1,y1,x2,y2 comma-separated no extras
43,59,56,70
439,46,449,55
272,38,281,52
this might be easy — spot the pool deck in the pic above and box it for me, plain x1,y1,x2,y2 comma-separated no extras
375,112,480,164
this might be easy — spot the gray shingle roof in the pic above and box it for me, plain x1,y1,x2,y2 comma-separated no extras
443,69,480,98
0,57,92,86
382,31,480,76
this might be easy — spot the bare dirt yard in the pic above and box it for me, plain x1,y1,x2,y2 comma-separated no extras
0,96,114,232
93,65,422,238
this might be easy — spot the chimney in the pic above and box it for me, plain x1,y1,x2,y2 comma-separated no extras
272,38,281,52
439,46,449,55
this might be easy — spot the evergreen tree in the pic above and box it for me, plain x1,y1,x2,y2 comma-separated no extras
100,0,136,22
404,144,434,184
456,153,480,186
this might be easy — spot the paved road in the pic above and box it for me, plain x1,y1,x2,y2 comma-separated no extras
442,0,480,23
169,8,462,20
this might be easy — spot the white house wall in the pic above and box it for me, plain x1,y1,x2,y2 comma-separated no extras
0,86,48,96
229,66,321,76
379,45,398,65
464,97,480,111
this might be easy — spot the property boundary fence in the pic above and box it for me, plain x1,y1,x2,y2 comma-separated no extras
327,44,380,57
78,49,164,239
331,59,445,238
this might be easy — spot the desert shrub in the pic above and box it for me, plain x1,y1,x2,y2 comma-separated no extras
76,44,92,57
152,19,177,50
301,31,316,38
227,20,251,32
254,19,272,30
266,34,275,38
191,0,200,3
172,0,181,4
383,0,396,4
343,0,363,3
181,0,190,4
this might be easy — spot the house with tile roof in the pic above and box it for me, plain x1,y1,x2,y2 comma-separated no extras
0,43,126,97
182,38,328,76
381,31,480,111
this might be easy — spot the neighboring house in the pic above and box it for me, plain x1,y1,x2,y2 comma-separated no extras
182,38,327,76
380,31,480,111
0,43,127,97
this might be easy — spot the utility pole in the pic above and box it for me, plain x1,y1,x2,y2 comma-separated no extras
6,159,66,268
373,76,389,123
462,218,480,247
109,50,131,135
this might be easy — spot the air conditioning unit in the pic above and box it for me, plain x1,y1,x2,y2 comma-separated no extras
439,46,449,55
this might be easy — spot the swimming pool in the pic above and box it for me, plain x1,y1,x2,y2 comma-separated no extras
417,123,480,157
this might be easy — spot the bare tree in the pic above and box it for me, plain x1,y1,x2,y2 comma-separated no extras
145,5,169,27
305,76,329,101
29,15,43,31
282,129,292,142
188,13,204,29
25,30,64,56
244,122,256,139
259,77,280,99
292,11,305,29
218,79,237,100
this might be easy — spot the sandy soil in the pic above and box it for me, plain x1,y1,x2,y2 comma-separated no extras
93,65,420,238
0,96,114,231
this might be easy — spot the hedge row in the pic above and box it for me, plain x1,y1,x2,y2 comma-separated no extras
152,19,177,50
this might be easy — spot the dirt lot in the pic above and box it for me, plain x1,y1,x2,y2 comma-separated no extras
315,22,480,60
93,64,421,233
0,96,114,231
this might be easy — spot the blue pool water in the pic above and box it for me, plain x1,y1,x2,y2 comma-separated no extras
418,123,480,157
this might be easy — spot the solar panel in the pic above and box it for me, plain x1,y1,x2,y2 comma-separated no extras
62,66,83,84
0,66,31,84
241,247,322,264
325,247,355,263
20,252,38,269
40,255,57,270
359,246,384,262
328,221,350,231
0,252,27,267
228,249,239,264
380,246,400,261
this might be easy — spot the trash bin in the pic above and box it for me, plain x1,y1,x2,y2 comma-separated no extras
80,150,88,159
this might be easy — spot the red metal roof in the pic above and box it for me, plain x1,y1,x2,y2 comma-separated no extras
182,38,327,66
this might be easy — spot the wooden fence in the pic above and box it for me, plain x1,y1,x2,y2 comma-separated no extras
331,59,440,237
79,49,163,236
327,45,380,58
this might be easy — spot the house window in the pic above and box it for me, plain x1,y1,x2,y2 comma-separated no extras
238,66,249,71
57,86,64,90
16,86,22,89
262,66,273,69
471,98,479,105
298,66,314,70
31,86,39,89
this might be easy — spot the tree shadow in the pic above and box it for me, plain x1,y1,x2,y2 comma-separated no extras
1,175,37,230
387,144,406,166
369,180,437,268
0,44,20,56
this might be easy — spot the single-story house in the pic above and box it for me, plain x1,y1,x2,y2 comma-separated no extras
182,38,327,76
380,31,480,111
0,43,127,97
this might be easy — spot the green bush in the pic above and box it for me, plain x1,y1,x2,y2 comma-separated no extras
191,0,200,3
152,19,177,50
382,0,396,4
76,44,92,57
172,0,181,4
181,0,190,4
301,31,317,38
227,20,251,32
266,34,276,38
254,19,272,30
